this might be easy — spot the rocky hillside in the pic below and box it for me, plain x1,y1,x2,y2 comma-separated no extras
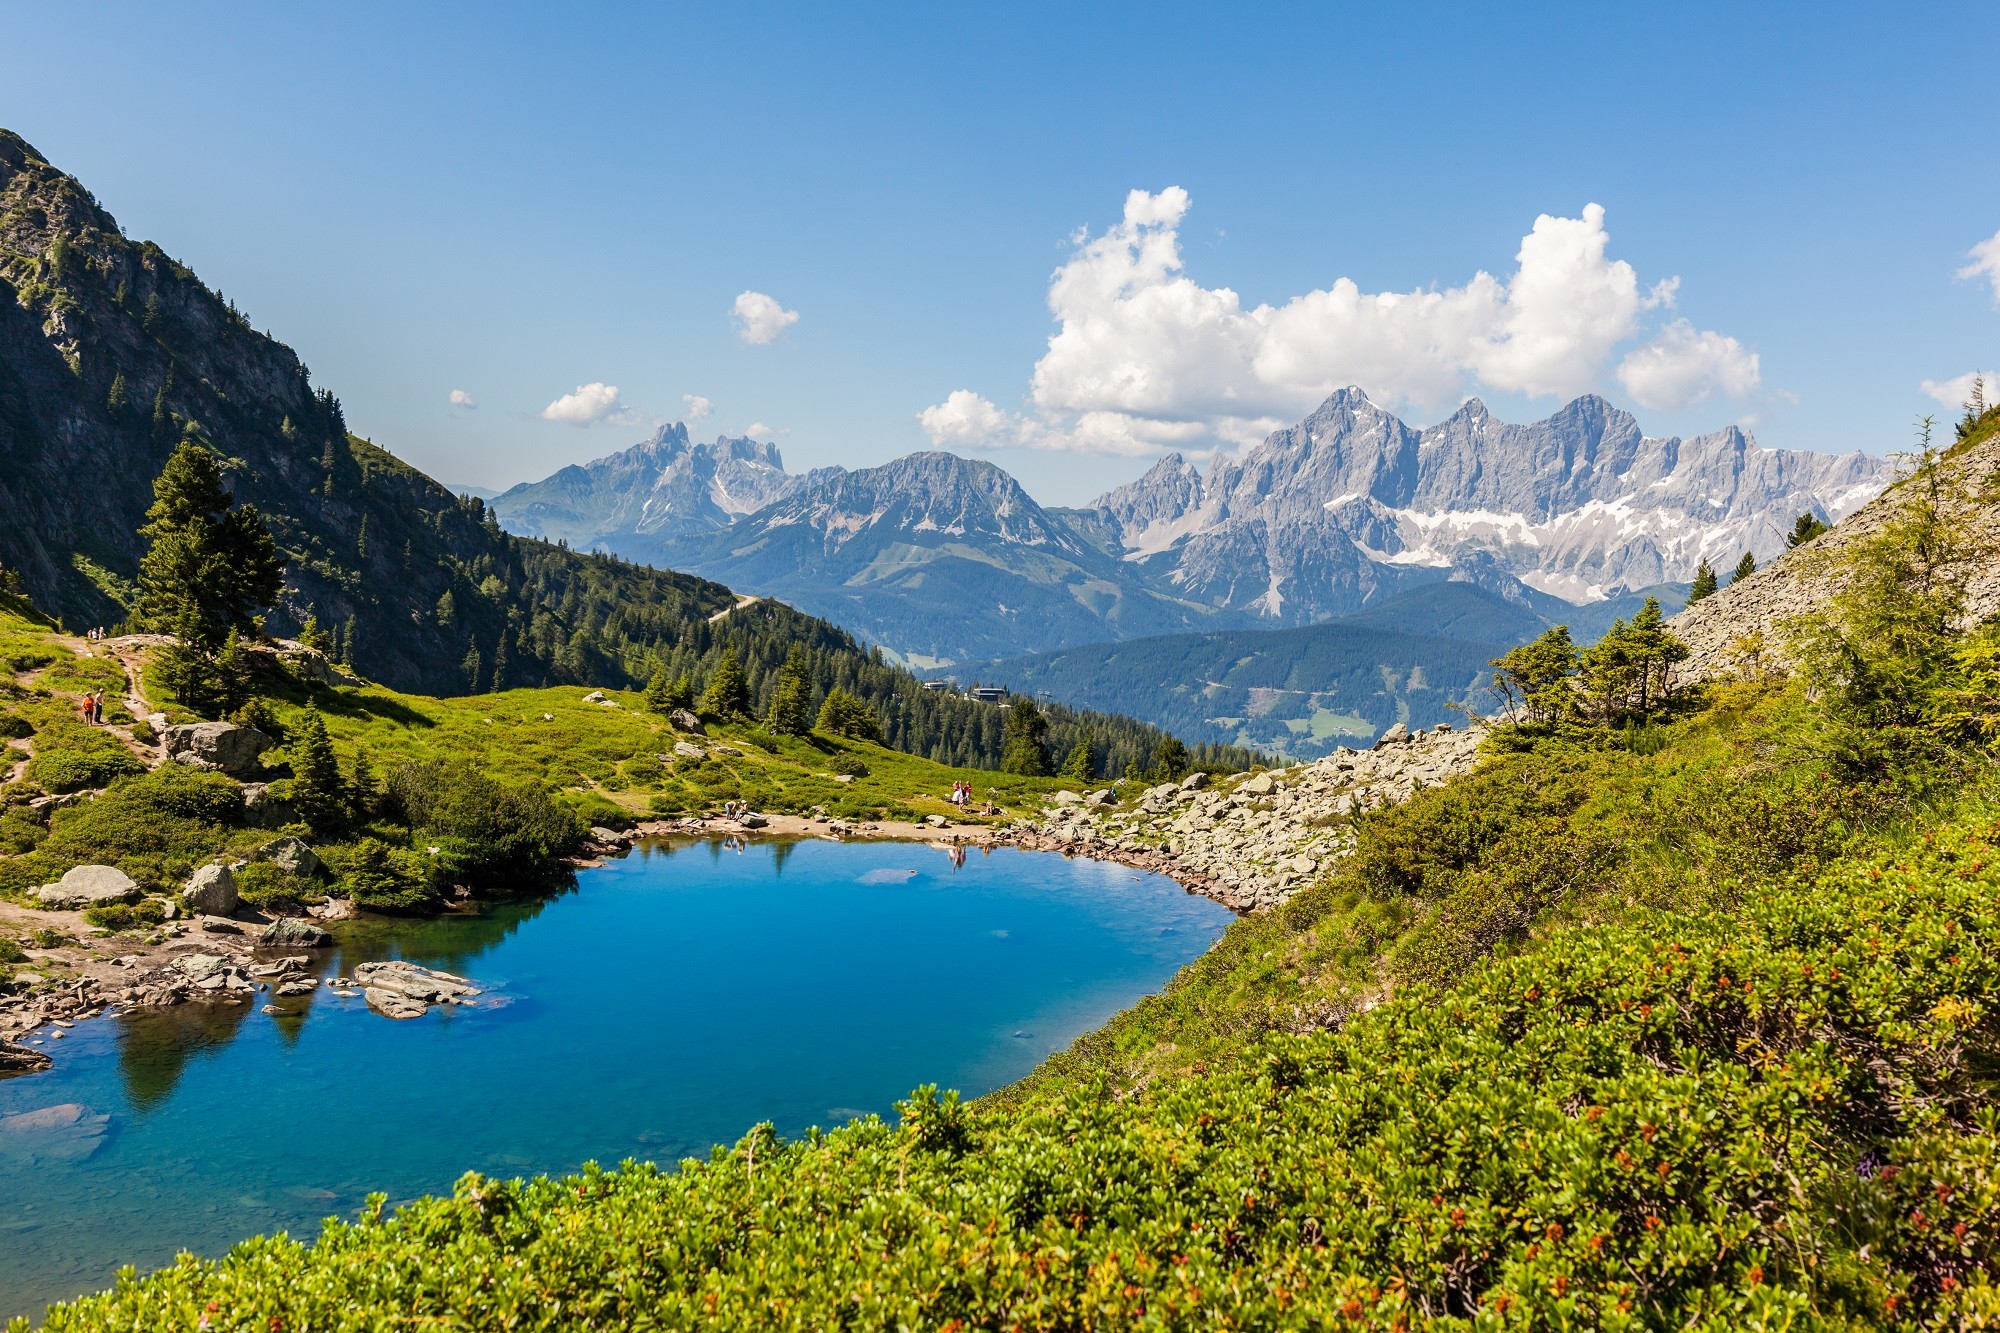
1668,415,2000,679
490,423,795,553
636,450,1217,663
1094,388,1889,614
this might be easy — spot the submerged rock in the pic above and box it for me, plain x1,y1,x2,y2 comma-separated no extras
34,865,139,910
0,1103,110,1160
0,1040,52,1074
364,987,428,1020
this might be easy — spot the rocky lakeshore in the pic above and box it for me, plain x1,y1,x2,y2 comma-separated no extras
1000,723,1488,911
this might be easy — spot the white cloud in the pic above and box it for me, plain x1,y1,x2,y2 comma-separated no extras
745,421,774,438
732,291,799,345
918,390,1017,448
1920,370,1999,412
1615,320,1762,411
539,382,633,426
925,189,1758,456
681,393,713,423
448,388,475,409
1958,227,2000,305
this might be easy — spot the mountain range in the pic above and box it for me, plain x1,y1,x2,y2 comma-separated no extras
493,391,1891,665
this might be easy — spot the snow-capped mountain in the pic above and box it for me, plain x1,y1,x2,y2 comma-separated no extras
490,423,796,556
1088,389,1890,618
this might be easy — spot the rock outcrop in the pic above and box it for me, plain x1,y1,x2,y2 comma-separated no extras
1014,724,1486,911
255,837,324,878
161,721,270,777
341,960,480,1019
33,865,139,910
182,863,238,917
259,918,330,948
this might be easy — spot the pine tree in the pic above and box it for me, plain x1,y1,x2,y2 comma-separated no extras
700,648,751,719
289,706,345,835
1001,697,1051,776
1785,513,1829,549
1731,551,1757,584
816,686,883,741
213,628,251,715
1687,559,1718,603
1490,625,1579,725
106,372,128,415
1058,732,1098,782
1150,735,1192,781
462,644,483,692
767,649,814,736
297,615,332,655
136,441,283,717
349,747,378,821
643,664,673,713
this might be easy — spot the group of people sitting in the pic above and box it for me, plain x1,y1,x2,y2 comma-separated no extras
947,781,999,816
83,626,112,641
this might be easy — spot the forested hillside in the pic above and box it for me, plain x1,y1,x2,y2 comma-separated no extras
0,130,1235,776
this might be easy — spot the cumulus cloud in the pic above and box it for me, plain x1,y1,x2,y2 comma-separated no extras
1615,321,1762,411
448,388,475,409
681,393,713,423
732,291,799,345
1959,227,2000,305
539,382,633,426
918,390,1017,448
1921,370,1999,412
745,421,775,438
924,189,1757,456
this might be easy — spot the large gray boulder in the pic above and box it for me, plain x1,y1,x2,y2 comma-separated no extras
668,709,704,734
240,783,297,830
34,865,138,910
183,863,238,916
260,917,330,948
162,721,270,777
256,836,324,878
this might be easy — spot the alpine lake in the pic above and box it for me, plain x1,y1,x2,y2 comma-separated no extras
0,837,1230,1321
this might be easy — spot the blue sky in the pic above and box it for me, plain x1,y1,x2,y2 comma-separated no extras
4,1,1997,504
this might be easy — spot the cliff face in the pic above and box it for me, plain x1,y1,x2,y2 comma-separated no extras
0,129,739,693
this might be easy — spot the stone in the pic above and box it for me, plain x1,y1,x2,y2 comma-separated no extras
34,865,139,911
354,960,478,1007
260,918,331,949
161,721,270,777
282,647,355,687
198,915,242,935
1376,723,1411,746
924,813,949,828
1085,788,1116,806
1179,771,1209,791
240,783,296,829
0,1040,52,1073
737,812,768,829
364,987,428,1020
668,709,704,734
0,1103,109,1161
582,690,608,703
256,837,324,878
1241,773,1276,796
672,740,706,760
183,863,238,916
1051,790,1084,806
275,978,319,997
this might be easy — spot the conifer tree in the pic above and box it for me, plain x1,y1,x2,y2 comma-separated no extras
1687,559,1718,603
136,440,283,716
1001,697,1051,776
767,649,814,736
1786,512,1829,549
700,648,750,718
1731,551,1757,583
1058,732,1098,782
816,686,883,741
642,664,673,713
1150,735,1192,781
1490,625,1579,724
289,706,345,835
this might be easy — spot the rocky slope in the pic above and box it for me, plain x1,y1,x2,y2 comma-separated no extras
637,451,1218,663
1667,422,2000,679
1092,389,1890,615
490,424,795,554
1008,722,1486,911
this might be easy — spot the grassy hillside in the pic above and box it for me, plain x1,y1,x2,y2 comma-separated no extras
0,606,1076,913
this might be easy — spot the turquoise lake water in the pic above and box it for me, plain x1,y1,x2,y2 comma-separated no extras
0,838,1230,1321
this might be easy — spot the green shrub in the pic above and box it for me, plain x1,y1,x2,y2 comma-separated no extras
325,838,436,913
0,711,32,740
828,754,869,778
385,760,584,889
128,718,156,745
28,927,67,949
232,860,321,911
0,806,45,853
0,935,25,964
24,718,145,791
82,899,167,931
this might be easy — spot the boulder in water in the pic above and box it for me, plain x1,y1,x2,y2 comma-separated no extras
260,917,331,949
